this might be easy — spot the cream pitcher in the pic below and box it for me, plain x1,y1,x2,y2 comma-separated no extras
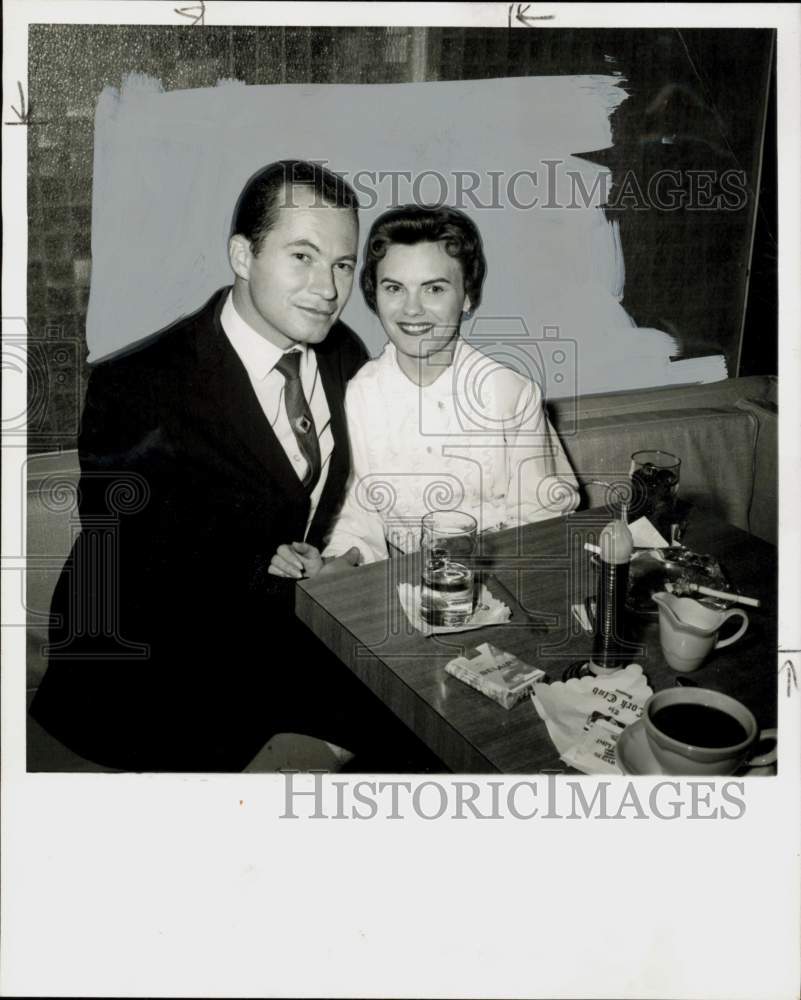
652,592,749,673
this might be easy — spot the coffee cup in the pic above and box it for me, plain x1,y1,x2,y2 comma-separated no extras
653,591,749,673
643,687,777,776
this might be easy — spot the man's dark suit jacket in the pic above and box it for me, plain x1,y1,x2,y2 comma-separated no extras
30,287,369,771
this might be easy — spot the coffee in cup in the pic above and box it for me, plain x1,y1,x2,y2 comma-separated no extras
643,687,777,776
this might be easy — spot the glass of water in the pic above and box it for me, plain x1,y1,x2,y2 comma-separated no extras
420,510,478,627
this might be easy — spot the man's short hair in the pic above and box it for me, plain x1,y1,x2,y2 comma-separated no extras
360,204,487,316
231,160,360,253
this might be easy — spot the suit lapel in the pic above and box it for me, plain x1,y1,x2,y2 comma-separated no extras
193,292,307,502
191,295,354,541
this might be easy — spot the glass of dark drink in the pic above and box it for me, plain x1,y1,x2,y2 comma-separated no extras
630,450,681,540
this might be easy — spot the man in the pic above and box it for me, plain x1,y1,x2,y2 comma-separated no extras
30,160,424,772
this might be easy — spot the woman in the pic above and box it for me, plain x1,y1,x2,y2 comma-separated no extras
270,204,578,579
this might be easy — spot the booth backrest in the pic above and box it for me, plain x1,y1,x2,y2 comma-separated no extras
25,375,777,690
548,374,777,544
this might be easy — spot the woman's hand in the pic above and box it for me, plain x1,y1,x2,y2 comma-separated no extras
318,546,362,576
269,543,362,579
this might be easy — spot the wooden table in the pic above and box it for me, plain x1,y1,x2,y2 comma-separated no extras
296,510,777,773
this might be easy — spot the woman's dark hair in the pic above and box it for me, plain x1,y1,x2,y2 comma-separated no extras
359,204,487,315
231,159,359,253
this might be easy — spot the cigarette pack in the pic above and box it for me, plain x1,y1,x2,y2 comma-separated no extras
445,642,546,710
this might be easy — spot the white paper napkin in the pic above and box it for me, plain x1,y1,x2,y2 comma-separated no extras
629,516,669,549
397,582,511,635
531,664,653,775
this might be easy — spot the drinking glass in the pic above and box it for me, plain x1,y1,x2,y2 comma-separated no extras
630,450,681,539
420,510,477,627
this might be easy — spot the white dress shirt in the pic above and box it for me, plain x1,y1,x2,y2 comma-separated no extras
220,291,333,536
322,339,579,565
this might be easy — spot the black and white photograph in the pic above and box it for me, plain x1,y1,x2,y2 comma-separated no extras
2,3,799,997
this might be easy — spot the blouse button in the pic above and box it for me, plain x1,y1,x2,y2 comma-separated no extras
437,401,445,410
426,446,433,454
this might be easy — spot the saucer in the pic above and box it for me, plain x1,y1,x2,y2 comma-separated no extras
615,719,664,775
614,719,777,776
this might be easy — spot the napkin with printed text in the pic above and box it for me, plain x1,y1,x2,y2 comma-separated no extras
531,664,652,775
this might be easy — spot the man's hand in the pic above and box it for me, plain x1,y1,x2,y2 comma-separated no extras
269,541,324,579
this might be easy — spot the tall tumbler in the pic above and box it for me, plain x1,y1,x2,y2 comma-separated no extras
630,450,681,541
420,510,478,627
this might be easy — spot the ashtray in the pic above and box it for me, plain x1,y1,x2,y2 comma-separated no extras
626,547,731,618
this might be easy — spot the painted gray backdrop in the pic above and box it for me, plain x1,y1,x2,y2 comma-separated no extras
87,74,724,397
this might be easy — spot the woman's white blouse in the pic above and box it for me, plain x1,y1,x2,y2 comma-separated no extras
323,339,579,565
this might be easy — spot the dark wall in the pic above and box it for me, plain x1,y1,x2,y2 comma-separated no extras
26,25,776,453
739,43,778,378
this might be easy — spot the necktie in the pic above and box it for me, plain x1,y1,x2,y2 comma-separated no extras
275,351,321,493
